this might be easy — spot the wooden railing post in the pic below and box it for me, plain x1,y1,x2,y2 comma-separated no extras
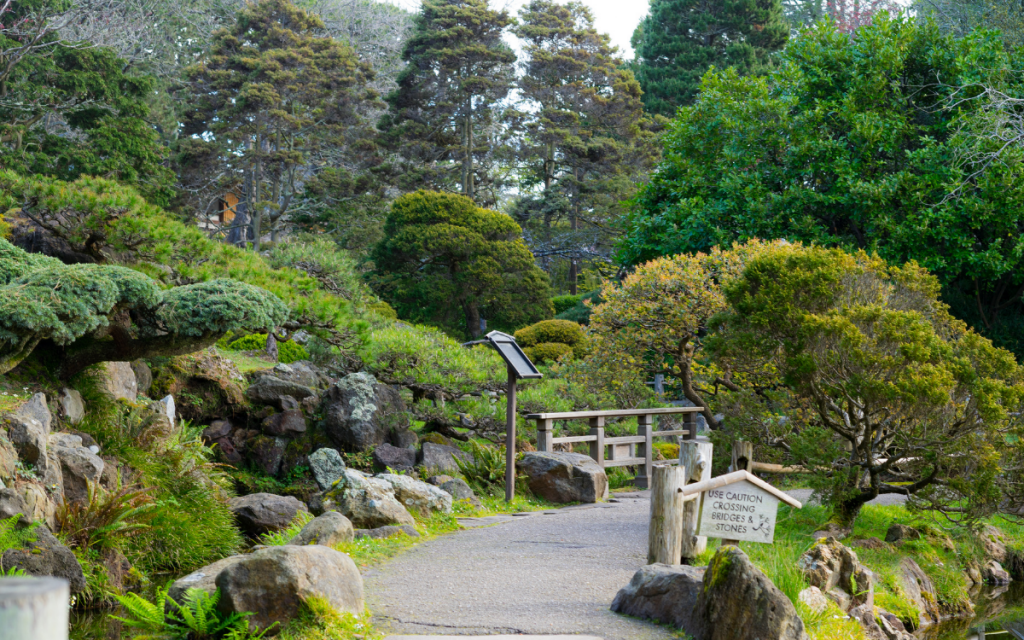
536,419,553,452
648,464,686,564
732,440,753,473
683,411,697,440
588,417,605,466
636,414,653,489
679,438,713,562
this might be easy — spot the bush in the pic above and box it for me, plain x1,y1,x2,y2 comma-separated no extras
551,294,583,315
514,319,587,358
226,334,310,364
368,301,397,320
522,342,573,365
555,290,602,325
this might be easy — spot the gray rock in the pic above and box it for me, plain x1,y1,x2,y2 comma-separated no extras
354,524,419,540
157,395,176,427
610,563,706,634
418,442,472,474
287,511,354,547
249,436,286,476
309,448,346,491
1,522,86,594
98,361,138,401
851,537,888,550
427,475,454,486
324,469,415,528
798,537,874,613
693,546,809,640
131,360,153,396
983,559,1012,585
228,493,309,537
377,473,453,516
439,477,479,506
167,555,246,608
373,443,416,472
138,402,178,449
203,419,233,441
798,586,829,614
6,393,52,464
0,488,30,521
58,389,85,425
979,525,1007,563
48,433,104,505
246,375,316,410
896,557,940,627
261,410,307,437
885,524,920,544
517,452,609,504
16,484,57,529
877,609,913,640
0,437,16,485
849,603,887,640
391,428,419,450
272,362,328,390
216,545,364,633
319,373,410,452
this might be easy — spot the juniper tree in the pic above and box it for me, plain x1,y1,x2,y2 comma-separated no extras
514,1,656,293
379,0,516,204
631,0,789,116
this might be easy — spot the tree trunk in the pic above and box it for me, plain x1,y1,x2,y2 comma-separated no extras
465,302,481,339
569,173,579,295
55,332,222,381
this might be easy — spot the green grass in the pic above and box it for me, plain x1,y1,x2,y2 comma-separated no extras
214,347,276,374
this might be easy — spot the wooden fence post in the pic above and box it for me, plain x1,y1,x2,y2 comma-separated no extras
648,464,686,565
536,419,553,452
636,414,653,489
588,417,605,466
732,440,753,473
679,438,713,561
0,577,69,640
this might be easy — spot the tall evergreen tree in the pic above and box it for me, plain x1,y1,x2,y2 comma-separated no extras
514,1,657,294
631,0,789,117
379,0,516,205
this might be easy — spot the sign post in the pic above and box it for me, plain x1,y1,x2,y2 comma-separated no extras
682,470,802,547
478,331,542,502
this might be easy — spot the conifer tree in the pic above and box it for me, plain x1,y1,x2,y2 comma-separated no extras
379,0,516,204
631,0,789,116
515,1,656,294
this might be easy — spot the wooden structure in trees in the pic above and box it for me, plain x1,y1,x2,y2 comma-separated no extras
525,407,703,488
679,438,713,560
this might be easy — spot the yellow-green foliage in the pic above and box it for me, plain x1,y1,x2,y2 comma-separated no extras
515,319,587,358
226,334,310,364
523,342,573,364
653,441,678,460
369,301,398,320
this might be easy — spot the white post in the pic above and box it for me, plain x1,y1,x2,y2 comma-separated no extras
679,437,713,561
648,465,686,564
0,577,69,640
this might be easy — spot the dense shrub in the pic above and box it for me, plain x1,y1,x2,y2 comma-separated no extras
522,342,573,365
514,319,587,358
554,290,602,325
226,334,310,364
551,294,583,315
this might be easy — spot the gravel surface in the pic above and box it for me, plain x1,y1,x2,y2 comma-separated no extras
364,493,674,639
786,488,909,507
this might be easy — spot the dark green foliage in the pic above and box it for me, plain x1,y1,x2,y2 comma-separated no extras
114,587,263,639
56,484,156,551
454,440,506,494
0,514,37,575
631,0,789,116
551,295,583,315
226,334,310,364
371,191,552,339
380,0,516,203
622,15,1024,357
554,290,602,325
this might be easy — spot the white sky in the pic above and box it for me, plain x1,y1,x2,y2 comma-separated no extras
383,0,650,59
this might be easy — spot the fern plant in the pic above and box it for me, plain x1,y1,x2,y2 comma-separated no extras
0,514,38,575
454,441,506,493
258,511,312,547
57,482,156,550
114,587,270,639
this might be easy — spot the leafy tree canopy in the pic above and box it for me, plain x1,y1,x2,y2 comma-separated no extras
621,15,1024,355
371,190,553,339
630,0,789,116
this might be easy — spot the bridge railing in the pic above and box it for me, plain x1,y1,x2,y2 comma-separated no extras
524,407,703,488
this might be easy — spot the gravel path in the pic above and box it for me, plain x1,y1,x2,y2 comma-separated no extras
786,489,909,507
364,493,673,640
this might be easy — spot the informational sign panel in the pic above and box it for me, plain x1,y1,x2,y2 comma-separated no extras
697,479,781,544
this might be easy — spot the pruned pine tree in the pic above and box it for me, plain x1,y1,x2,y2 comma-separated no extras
380,0,516,206
631,0,789,116
515,0,657,294
182,0,381,250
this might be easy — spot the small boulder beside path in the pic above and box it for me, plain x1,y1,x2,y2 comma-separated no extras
228,493,308,537
518,451,608,504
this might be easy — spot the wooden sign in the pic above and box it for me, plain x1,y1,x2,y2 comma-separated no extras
683,470,802,545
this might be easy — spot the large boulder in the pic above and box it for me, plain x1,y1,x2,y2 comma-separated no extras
262,410,307,437
287,511,355,547
228,493,309,537
6,393,52,464
215,545,364,633
98,361,138,401
308,448,346,491
983,560,1012,585
517,452,608,504
246,375,316,410
439,477,480,507
693,546,809,640
167,555,247,607
1,521,86,594
373,443,416,472
323,469,415,528
270,362,329,391
132,360,153,396
137,401,179,450
377,473,453,516
58,389,85,425
418,442,472,474
248,436,287,476
319,373,410,452
611,563,706,634
979,525,1007,563
896,557,940,628
48,433,104,505
798,537,874,612
885,524,921,544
